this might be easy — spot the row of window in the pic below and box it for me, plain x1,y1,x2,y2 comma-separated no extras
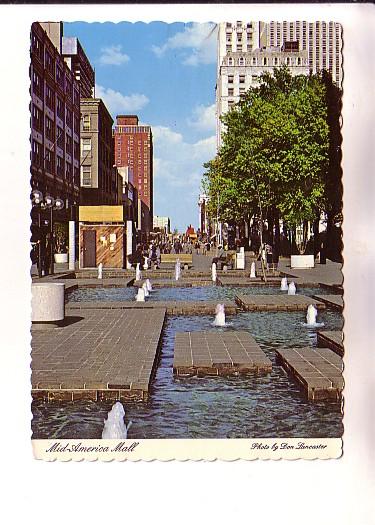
32,140,79,183
32,68,79,107
225,55,305,67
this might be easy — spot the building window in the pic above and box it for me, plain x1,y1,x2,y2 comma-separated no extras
32,70,43,99
45,84,55,110
81,138,91,152
274,57,279,66
57,128,65,150
228,100,235,108
32,33,43,61
226,45,231,52
66,108,72,128
66,161,72,182
45,116,54,142
65,76,72,100
56,65,64,89
252,57,257,66
56,96,64,119
239,75,245,84
66,134,72,156
227,57,233,66
82,115,91,131
45,49,54,76
81,165,92,186
247,44,252,51
32,140,42,167
263,57,268,66
44,148,55,174
32,105,43,133
296,57,301,65
252,75,258,82
228,88,234,96
238,57,244,66
228,75,234,84
56,155,64,178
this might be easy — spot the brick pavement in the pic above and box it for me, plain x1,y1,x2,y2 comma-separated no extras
276,347,343,401
66,300,238,315
31,308,166,402
317,330,344,357
173,331,272,377
312,295,344,310
235,294,326,311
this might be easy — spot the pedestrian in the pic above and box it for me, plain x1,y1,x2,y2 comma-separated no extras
265,242,273,271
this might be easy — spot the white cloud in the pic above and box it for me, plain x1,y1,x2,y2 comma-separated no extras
152,125,216,230
95,84,149,116
152,22,217,66
152,125,216,188
98,45,130,66
188,103,216,132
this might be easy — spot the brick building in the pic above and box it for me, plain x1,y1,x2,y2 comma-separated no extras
30,21,81,225
113,115,153,236
80,98,120,206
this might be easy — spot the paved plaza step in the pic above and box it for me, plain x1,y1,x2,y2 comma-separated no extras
317,330,344,357
66,300,238,315
276,347,343,401
134,278,213,288
235,294,326,311
312,294,343,310
31,308,166,402
173,330,272,377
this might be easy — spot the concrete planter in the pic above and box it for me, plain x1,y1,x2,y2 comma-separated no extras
31,282,65,323
54,253,68,264
290,254,315,269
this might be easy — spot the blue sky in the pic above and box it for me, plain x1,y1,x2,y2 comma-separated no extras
65,21,218,232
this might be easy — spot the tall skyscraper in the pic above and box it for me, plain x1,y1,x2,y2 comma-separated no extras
216,20,343,146
113,115,153,234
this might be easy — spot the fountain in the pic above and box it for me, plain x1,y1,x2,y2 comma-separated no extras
288,282,296,295
135,287,145,302
213,303,226,327
145,278,152,292
98,263,103,280
250,262,256,278
142,282,149,297
135,263,142,282
212,262,217,282
303,304,324,328
280,277,288,291
306,304,318,325
102,402,132,439
175,259,181,281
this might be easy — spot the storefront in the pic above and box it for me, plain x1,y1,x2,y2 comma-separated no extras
79,206,127,269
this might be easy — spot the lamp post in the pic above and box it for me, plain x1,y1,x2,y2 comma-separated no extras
31,190,64,277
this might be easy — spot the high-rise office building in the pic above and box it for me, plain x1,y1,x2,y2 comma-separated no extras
113,115,153,234
216,20,343,146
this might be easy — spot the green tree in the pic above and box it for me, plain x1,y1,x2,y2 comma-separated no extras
203,66,330,252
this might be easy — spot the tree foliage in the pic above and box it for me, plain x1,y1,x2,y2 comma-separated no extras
202,66,330,228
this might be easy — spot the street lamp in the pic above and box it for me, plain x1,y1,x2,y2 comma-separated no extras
31,190,64,277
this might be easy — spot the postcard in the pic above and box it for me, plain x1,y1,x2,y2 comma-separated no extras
28,17,346,461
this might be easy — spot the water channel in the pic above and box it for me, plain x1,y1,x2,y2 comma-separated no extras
32,284,343,439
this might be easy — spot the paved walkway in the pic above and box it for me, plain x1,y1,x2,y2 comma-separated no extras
235,294,326,311
67,300,238,315
312,294,344,310
173,331,272,377
276,346,343,401
278,259,343,288
317,331,344,357
32,308,166,402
